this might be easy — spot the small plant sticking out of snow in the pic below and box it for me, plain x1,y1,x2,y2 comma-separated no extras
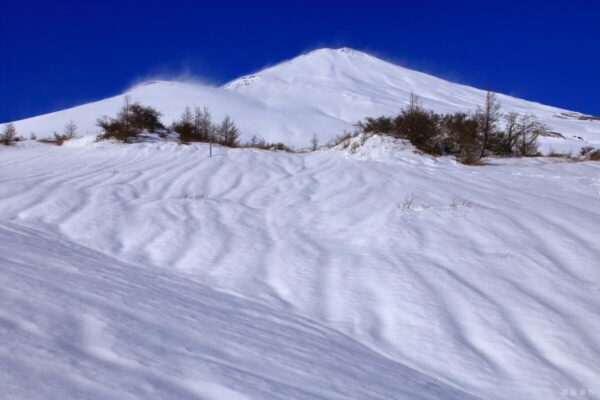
64,119,77,140
311,133,319,151
396,194,435,212
178,193,205,201
449,196,473,210
241,136,294,152
397,194,475,215
427,378,442,390
399,193,416,210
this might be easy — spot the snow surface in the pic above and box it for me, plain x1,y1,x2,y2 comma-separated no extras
4,48,600,151
1,137,599,399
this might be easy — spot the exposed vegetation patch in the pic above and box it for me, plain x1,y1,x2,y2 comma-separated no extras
353,92,548,164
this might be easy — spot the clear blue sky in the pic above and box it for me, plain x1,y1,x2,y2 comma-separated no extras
1,0,598,122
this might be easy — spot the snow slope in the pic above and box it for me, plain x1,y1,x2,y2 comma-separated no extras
0,221,474,400
5,48,600,150
1,138,599,399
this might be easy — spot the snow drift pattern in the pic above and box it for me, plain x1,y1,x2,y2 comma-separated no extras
1,139,599,399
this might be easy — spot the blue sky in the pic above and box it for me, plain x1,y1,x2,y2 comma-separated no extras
1,0,598,122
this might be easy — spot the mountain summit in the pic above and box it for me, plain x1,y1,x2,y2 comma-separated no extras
5,48,599,148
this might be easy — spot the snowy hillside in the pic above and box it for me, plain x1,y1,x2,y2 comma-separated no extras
5,48,600,150
1,137,599,399
0,221,475,400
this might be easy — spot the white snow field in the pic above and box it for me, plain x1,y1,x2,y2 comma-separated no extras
1,136,599,399
4,48,600,152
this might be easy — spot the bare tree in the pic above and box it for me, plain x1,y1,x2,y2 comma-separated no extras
514,114,544,156
216,116,240,147
1,123,18,145
311,133,319,151
501,112,519,155
180,106,193,126
499,113,544,156
249,135,260,147
194,106,213,141
64,119,78,139
476,91,501,158
407,91,422,113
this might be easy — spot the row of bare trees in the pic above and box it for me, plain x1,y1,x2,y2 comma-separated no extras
356,91,546,163
94,97,242,147
172,106,240,147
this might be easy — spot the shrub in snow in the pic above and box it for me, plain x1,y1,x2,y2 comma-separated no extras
439,112,481,164
97,96,164,143
242,136,294,152
393,94,442,154
356,116,395,135
587,149,600,161
41,120,79,146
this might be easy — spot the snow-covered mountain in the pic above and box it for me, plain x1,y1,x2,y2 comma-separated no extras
2,49,600,400
5,48,600,150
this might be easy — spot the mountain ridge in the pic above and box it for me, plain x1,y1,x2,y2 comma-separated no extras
4,47,599,150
